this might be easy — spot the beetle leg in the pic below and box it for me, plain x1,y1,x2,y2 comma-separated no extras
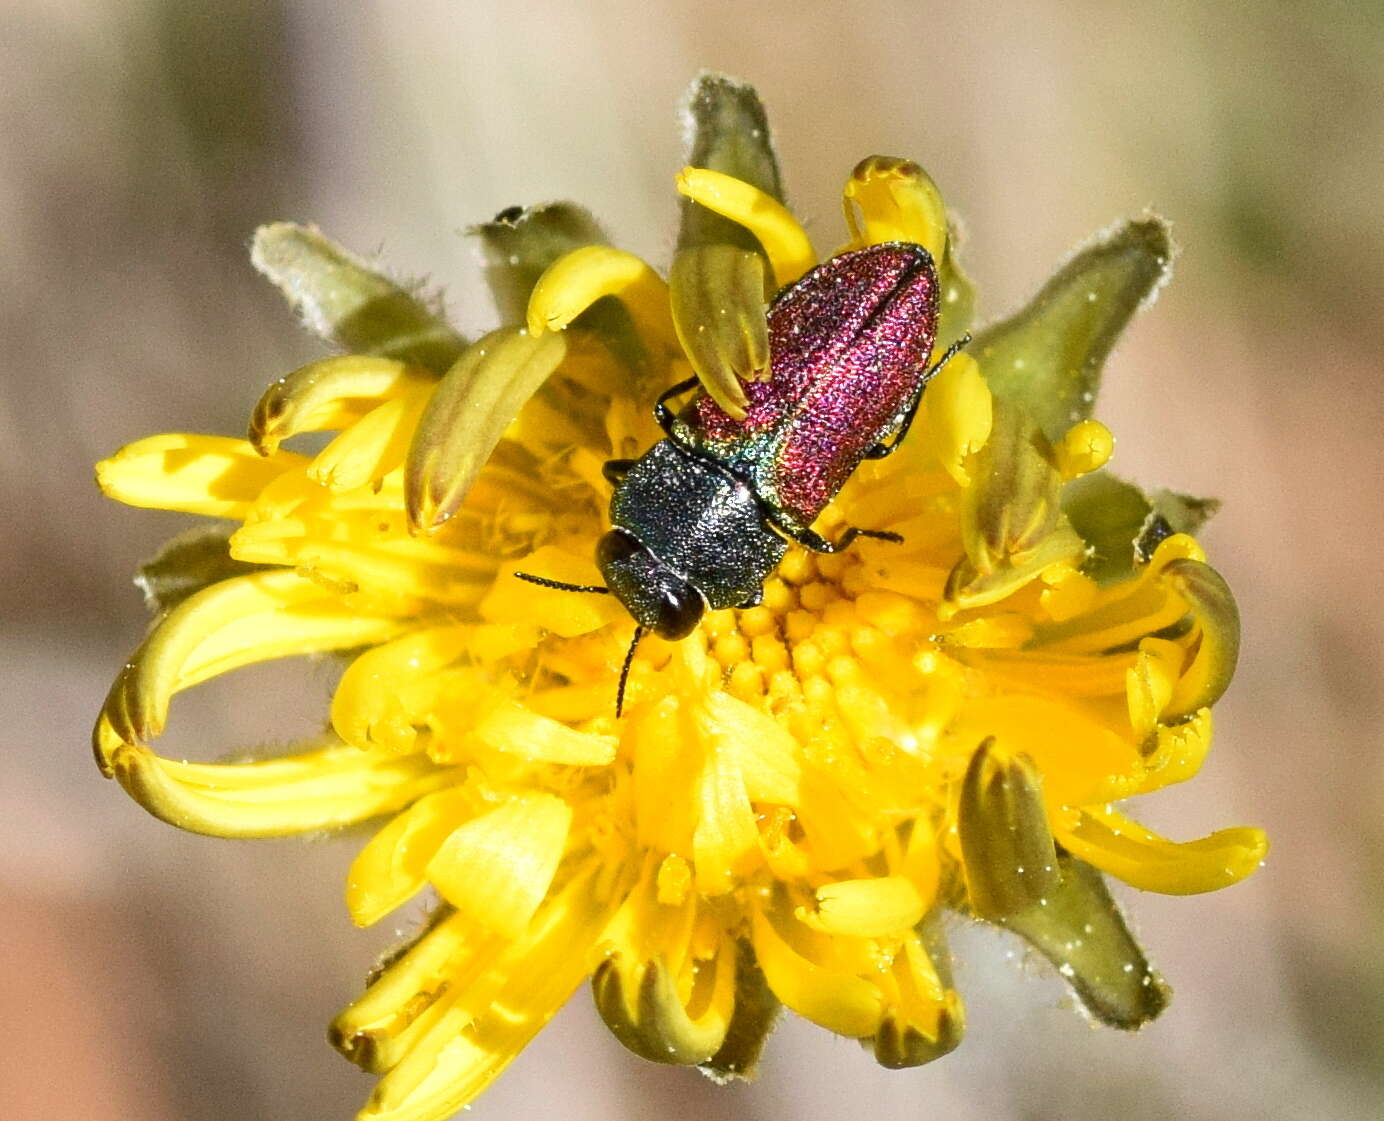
602,458,636,486
653,376,701,436
865,333,972,459
832,527,905,550
771,517,904,554
736,587,764,609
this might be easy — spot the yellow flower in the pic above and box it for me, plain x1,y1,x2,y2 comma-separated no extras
94,75,1264,1121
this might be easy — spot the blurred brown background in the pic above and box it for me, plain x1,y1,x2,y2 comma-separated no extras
3,2,1381,1119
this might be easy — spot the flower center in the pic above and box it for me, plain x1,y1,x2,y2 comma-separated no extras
686,514,935,735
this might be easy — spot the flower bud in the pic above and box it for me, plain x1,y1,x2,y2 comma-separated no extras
251,223,465,372
1003,851,1171,1030
973,216,1173,441
957,738,1061,920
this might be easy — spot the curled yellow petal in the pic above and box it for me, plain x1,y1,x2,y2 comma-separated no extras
332,626,473,754
1030,533,1205,655
592,936,737,1065
1057,806,1267,894
873,991,964,1069
871,934,964,1069
249,355,432,455
98,736,452,838
843,156,947,262
1137,707,1214,793
675,166,816,286
527,245,677,357
668,245,767,417
1162,558,1241,719
426,793,573,939
96,434,308,518
98,569,409,748
404,327,568,533
1126,636,1183,744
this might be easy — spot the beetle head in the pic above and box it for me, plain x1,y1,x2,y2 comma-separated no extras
596,528,704,639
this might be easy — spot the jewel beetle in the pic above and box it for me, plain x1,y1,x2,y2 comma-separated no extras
518,241,967,711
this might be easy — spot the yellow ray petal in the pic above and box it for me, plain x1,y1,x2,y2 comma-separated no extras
96,434,309,517
898,815,942,911
1039,566,1100,622
481,547,627,637
913,352,991,486
1136,708,1214,793
872,936,965,1068
948,694,1142,807
675,166,816,286
1032,534,1205,654
750,907,883,1039
332,626,474,754
331,909,492,1073
695,691,801,806
1056,805,1267,894
632,697,702,854
797,876,926,938
358,869,615,1121
347,786,478,926
959,646,1136,698
693,734,760,895
795,767,882,872
310,386,431,492
1126,636,1183,742
471,697,617,766
232,525,497,613
426,793,572,939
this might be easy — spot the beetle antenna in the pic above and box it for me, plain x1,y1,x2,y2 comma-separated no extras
923,332,972,382
514,572,611,594
616,626,644,718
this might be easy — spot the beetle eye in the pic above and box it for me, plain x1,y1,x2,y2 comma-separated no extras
654,582,703,640
596,529,642,568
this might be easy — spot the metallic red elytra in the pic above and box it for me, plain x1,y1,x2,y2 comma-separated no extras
517,241,966,711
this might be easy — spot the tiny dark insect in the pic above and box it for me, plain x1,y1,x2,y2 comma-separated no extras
518,241,967,713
